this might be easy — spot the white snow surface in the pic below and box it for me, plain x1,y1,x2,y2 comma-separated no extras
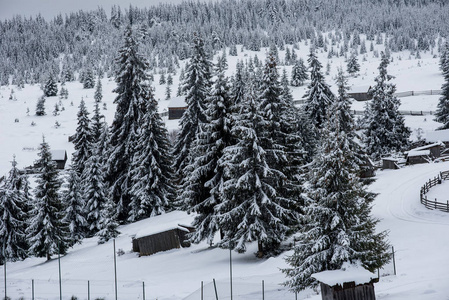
0,38,448,299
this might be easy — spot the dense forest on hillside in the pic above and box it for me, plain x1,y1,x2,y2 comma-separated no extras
0,0,448,86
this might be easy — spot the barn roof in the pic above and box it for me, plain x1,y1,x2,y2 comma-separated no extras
50,150,67,161
407,150,430,157
168,96,187,108
348,85,372,94
135,210,194,239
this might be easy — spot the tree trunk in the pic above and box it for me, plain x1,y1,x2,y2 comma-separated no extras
257,241,264,258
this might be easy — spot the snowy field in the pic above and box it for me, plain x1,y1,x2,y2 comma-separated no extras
0,38,448,299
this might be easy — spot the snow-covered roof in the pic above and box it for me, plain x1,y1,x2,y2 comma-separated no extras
167,96,187,108
134,210,194,239
50,150,67,161
311,262,376,287
426,129,449,143
348,85,372,94
410,142,444,152
407,150,430,157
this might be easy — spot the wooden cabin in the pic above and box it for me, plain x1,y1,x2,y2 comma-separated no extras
168,96,187,120
382,157,400,170
405,142,444,165
132,224,195,256
312,264,377,300
50,150,68,169
348,86,372,101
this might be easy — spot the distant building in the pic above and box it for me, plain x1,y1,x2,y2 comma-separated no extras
50,150,68,169
405,142,444,165
132,224,194,256
348,86,372,101
167,96,187,120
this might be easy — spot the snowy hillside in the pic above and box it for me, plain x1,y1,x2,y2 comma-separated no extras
0,35,448,300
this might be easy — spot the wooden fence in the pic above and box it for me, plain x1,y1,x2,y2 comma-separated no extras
420,170,449,212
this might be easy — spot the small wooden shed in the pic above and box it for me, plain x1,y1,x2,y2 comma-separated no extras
382,157,400,170
50,150,68,169
405,142,444,165
168,96,187,120
348,86,372,101
312,264,377,300
133,223,195,256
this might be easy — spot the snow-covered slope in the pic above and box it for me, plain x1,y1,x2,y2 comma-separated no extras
0,39,447,300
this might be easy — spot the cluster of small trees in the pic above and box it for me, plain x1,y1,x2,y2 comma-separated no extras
0,0,447,90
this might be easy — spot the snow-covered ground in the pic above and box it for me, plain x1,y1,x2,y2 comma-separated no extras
0,38,448,300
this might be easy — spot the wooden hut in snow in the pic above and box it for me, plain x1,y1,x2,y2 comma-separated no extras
131,211,195,256
312,263,377,300
167,96,187,120
348,86,372,101
50,150,68,169
405,142,444,165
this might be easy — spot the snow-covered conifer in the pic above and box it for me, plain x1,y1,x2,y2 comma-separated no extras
106,25,150,221
172,34,212,181
283,86,391,292
128,83,174,222
303,49,334,129
35,96,46,116
62,167,87,245
183,54,233,244
0,157,28,262
43,73,58,97
290,58,308,87
72,99,92,175
347,51,360,76
364,52,411,159
27,137,68,260
435,50,449,129
83,68,95,89
94,78,103,103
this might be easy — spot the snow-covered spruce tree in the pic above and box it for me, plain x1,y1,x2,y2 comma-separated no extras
290,58,308,87
217,74,292,257
364,52,411,160
283,94,391,292
434,51,449,130
62,167,87,245
303,49,334,129
27,137,68,260
43,73,58,97
83,68,95,89
36,96,46,116
128,83,174,222
0,157,28,262
96,197,120,244
94,78,103,103
172,33,212,186
258,52,305,242
183,54,233,245
230,60,246,108
347,51,360,76
72,98,92,176
106,25,150,222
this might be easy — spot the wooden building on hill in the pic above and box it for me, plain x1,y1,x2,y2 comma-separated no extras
348,86,372,101
132,224,195,256
167,96,187,120
50,150,68,169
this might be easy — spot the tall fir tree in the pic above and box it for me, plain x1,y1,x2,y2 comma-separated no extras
183,54,233,245
347,52,361,76
0,157,28,262
290,58,308,87
364,52,411,160
283,88,391,292
72,99,92,176
303,49,334,129
27,137,68,260
43,73,58,97
94,78,103,103
217,74,291,256
96,197,120,244
83,68,95,89
128,83,174,222
172,34,212,185
434,50,449,130
62,167,87,245
36,96,46,116
106,25,150,222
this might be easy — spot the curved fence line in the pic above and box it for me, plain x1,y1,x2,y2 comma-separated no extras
420,170,449,212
